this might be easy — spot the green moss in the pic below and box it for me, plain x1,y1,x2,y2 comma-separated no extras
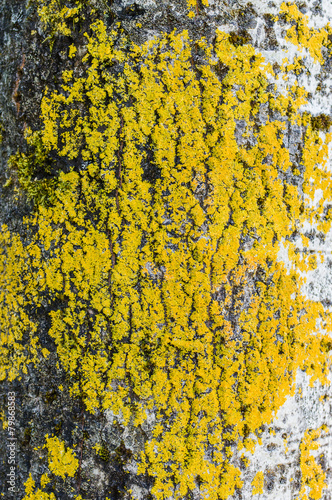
2,177,12,188
22,427,32,447
96,443,110,462
228,30,251,47
0,123,4,144
7,130,59,206
115,440,132,466
54,420,63,436
44,389,57,404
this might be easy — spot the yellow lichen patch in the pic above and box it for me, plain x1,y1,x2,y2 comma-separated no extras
0,226,39,382
22,473,56,500
2,19,332,500
0,408,7,430
187,0,208,18
44,435,79,479
8,129,58,206
251,471,264,495
32,0,113,49
296,427,328,500
69,44,77,59
33,0,84,43
280,2,329,64
40,473,51,488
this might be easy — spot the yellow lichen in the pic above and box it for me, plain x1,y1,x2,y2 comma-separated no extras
44,435,79,479
280,2,329,64
2,17,332,500
296,427,328,500
251,471,264,495
22,473,56,500
33,0,82,43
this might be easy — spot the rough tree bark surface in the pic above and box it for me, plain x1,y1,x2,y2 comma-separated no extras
0,1,332,499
